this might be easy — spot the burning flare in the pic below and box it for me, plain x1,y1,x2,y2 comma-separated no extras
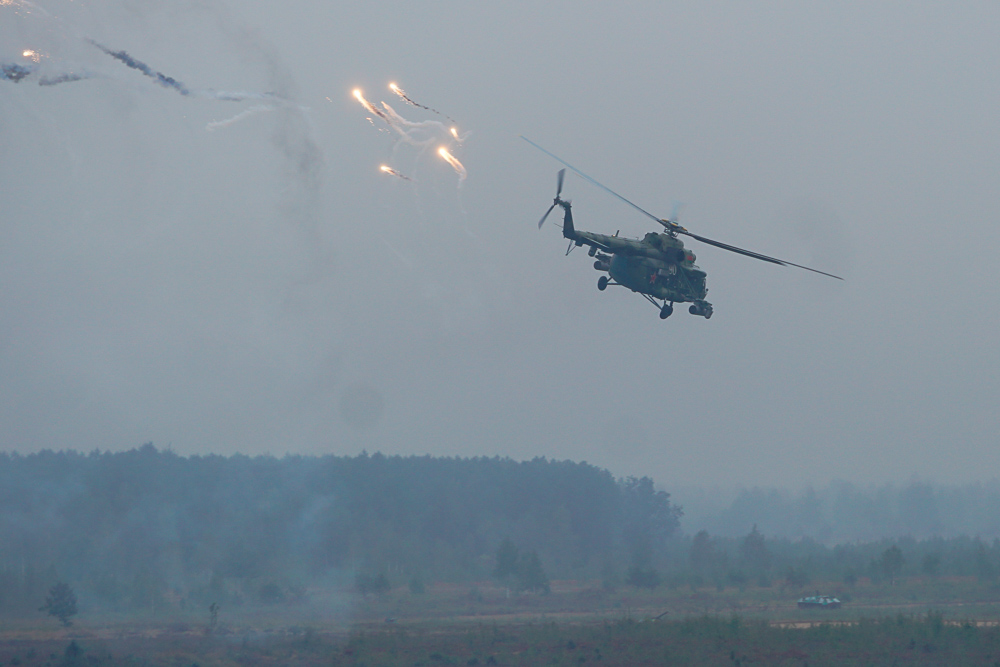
352,82,469,185
388,80,458,125
380,164,413,182
353,88,390,123
437,146,467,183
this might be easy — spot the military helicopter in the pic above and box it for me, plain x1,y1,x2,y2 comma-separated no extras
524,137,842,320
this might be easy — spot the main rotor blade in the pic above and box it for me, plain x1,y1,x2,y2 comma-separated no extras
538,202,557,229
680,230,844,280
521,136,664,226
523,136,843,280
556,168,565,198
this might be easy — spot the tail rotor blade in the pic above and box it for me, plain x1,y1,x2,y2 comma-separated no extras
538,203,557,229
522,136,664,226
538,169,567,228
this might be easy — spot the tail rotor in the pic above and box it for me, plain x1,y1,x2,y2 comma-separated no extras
537,168,566,228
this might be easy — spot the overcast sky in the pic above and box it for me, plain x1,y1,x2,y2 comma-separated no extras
2,1,999,490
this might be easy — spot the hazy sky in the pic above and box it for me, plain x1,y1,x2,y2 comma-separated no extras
2,1,999,489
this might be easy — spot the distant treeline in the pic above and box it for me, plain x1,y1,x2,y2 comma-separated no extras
686,481,1000,542
0,446,679,610
665,529,1000,594
5,447,1000,617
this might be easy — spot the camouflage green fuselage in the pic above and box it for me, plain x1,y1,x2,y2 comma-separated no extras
576,230,708,304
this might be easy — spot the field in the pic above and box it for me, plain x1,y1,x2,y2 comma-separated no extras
8,578,1000,666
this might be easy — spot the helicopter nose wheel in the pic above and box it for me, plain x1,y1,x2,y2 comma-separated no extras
659,303,673,319
597,276,609,291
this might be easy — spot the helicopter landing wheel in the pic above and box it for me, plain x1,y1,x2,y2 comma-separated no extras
597,276,609,291
659,303,673,319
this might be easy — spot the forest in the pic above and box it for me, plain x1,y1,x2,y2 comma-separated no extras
3,446,1000,619
0,446,678,615
688,480,1000,541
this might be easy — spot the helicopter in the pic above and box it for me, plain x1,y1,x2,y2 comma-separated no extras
523,137,842,320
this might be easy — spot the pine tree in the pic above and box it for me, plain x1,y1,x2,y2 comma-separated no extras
516,551,550,594
739,524,772,573
880,545,905,585
493,538,520,582
40,582,77,627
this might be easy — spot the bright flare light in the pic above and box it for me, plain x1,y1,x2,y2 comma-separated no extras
437,146,467,182
352,88,388,121
379,164,412,181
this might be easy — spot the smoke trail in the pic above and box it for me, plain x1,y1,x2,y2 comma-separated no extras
87,39,191,95
379,165,413,182
354,89,464,148
1,50,96,87
437,146,467,184
1,62,34,82
388,82,457,125
38,71,91,86
4,2,327,281
206,104,275,131
197,90,285,103
381,101,445,132
353,83,470,185
352,88,391,124
380,101,473,150
388,83,467,145
89,40,298,107
193,2,328,286
379,105,437,148
3,54,269,96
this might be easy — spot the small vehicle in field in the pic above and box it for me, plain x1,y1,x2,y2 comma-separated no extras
797,595,842,609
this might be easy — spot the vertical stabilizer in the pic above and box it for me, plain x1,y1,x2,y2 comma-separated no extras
560,201,576,240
